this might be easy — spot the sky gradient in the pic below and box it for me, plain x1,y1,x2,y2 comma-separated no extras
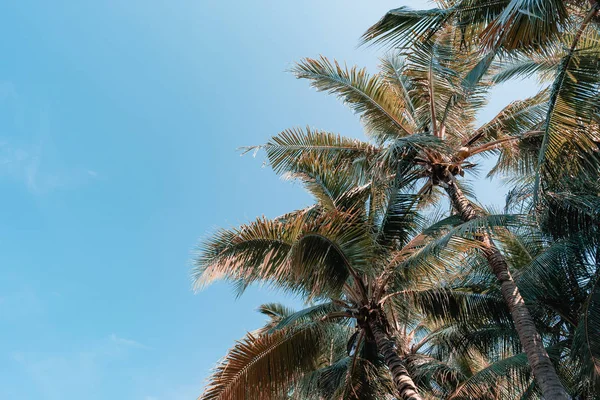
0,2,538,399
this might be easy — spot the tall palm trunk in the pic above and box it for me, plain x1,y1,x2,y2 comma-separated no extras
443,175,569,400
368,318,423,400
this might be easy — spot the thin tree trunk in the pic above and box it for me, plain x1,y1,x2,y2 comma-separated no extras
443,176,569,400
369,318,423,400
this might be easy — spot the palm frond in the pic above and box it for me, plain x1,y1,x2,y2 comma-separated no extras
380,54,418,122
473,89,548,144
362,6,451,49
247,127,378,176
493,52,561,83
534,29,600,201
449,351,533,399
571,274,600,389
292,56,414,141
480,0,569,51
270,302,345,332
194,215,303,293
201,323,325,400
362,1,510,50
402,288,510,327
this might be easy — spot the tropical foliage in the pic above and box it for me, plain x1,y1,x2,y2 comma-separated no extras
195,1,600,399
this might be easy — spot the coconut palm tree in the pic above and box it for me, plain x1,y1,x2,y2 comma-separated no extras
503,172,600,397
254,29,579,397
195,144,523,399
437,216,600,398
204,290,523,400
364,0,600,205
202,301,397,400
197,126,599,399
506,228,600,398
195,152,424,399
199,216,600,399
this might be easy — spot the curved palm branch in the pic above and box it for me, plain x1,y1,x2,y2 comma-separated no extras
292,56,415,141
362,1,510,50
200,322,325,400
534,29,600,200
244,127,379,176
571,274,600,390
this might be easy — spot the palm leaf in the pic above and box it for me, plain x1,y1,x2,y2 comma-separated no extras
194,215,302,293
362,6,451,49
247,127,378,176
362,1,510,49
449,352,532,399
200,323,325,400
480,0,569,51
571,274,600,390
534,29,600,201
270,302,343,332
292,56,414,141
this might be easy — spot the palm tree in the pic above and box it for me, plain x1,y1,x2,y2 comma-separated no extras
195,152,429,399
364,0,600,204
201,302,397,400
204,290,522,400
198,216,598,399
256,30,576,397
433,219,600,398
197,127,599,399
195,146,520,399
503,226,600,398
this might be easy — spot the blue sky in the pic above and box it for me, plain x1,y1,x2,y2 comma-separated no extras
0,1,539,399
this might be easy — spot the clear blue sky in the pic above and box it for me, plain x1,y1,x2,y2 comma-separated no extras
0,1,538,399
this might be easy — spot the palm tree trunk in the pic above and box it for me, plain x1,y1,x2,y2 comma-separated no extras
443,176,569,400
368,318,423,400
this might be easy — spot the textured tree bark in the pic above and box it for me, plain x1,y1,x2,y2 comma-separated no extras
443,176,569,400
368,318,423,400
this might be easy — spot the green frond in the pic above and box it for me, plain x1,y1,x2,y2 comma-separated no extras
406,354,466,397
515,238,578,304
404,288,510,327
293,355,394,400
194,207,377,299
362,1,510,50
424,213,531,240
571,275,600,390
474,89,548,144
284,160,366,213
404,39,469,138
251,126,379,177
200,323,325,400
540,191,600,240
257,303,296,321
462,50,497,92
377,133,450,168
534,31,600,200
291,210,376,277
480,0,569,51
193,215,303,293
449,351,534,399
255,303,298,336
426,322,520,361
292,357,353,400
376,191,422,248
362,6,451,49
493,53,561,83
270,302,344,333
487,130,543,178
387,213,530,290
292,56,415,141
380,54,418,122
